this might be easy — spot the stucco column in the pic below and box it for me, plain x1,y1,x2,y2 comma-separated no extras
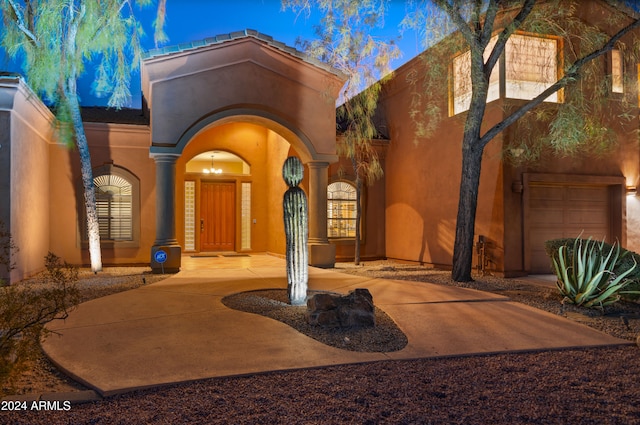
306,161,335,268
150,153,181,273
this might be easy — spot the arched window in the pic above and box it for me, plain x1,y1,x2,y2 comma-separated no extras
94,174,132,241
327,181,357,238
83,164,140,248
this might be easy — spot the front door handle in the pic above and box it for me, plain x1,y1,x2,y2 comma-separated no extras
200,218,204,232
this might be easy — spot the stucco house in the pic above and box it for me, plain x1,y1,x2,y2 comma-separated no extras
1,1,639,283
379,0,640,276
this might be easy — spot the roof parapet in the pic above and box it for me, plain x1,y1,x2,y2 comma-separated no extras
142,29,345,78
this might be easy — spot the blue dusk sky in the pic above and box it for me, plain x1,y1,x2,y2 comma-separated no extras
1,0,421,108
3,1,640,108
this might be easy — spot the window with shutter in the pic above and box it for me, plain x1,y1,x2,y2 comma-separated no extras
93,174,133,241
82,164,140,248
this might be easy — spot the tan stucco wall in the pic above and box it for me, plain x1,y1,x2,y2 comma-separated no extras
627,197,640,251
330,155,387,262
49,122,155,266
382,82,506,269
378,3,640,275
2,80,55,283
142,38,344,163
0,78,56,282
0,112,9,231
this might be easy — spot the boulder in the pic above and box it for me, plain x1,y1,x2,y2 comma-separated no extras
307,288,375,329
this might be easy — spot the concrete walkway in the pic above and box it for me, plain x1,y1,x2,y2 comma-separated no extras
42,255,630,397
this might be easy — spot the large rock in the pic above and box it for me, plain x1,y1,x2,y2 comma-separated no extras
307,289,375,329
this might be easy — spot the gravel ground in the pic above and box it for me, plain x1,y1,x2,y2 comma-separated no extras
2,267,167,397
222,289,408,352
2,261,640,424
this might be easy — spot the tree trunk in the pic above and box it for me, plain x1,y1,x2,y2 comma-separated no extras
66,90,102,273
61,4,101,272
451,136,484,282
354,177,362,266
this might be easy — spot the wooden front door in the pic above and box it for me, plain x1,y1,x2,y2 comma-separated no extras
200,182,235,251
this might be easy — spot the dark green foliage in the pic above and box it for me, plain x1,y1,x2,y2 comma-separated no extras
0,222,17,282
545,238,640,302
0,248,80,390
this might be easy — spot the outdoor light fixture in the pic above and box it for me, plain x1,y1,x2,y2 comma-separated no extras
203,154,222,174
626,186,637,195
510,147,525,158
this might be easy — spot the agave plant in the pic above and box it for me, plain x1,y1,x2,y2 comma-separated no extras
552,237,637,308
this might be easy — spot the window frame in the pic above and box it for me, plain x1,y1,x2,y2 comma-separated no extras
450,36,500,115
504,33,562,102
81,164,140,249
450,32,564,116
611,48,624,94
327,180,362,241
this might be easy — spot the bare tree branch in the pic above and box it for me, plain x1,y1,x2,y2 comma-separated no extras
484,0,536,75
479,15,640,147
435,0,480,50
6,0,40,46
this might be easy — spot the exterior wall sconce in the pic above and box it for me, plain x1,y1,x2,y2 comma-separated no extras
626,186,637,195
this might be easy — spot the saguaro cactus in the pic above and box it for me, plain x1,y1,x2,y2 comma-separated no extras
283,156,309,305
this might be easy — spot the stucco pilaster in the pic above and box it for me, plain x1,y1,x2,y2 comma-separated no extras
150,153,181,273
306,161,335,268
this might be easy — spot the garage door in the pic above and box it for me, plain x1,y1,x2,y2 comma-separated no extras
528,184,610,273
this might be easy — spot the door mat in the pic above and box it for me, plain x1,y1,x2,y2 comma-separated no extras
189,253,250,258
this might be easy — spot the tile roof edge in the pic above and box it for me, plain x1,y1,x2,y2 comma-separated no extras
142,29,344,77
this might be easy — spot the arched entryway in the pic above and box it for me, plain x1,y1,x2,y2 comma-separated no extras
183,150,250,253
141,32,346,273
170,114,335,261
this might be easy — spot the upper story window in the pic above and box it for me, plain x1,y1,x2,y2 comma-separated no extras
327,181,357,238
452,33,561,115
94,174,132,241
611,49,623,93
452,37,499,115
505,34,559,101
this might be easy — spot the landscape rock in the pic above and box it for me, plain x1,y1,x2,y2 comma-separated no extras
306,289,375,329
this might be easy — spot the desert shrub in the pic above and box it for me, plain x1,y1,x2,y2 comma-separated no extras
545,238,640,302
550,237,637,308
622,278,640,301
0,222,17,285
613,248,640,301
0,245,80,388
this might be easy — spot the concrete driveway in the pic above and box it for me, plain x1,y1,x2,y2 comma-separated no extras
42,255,630,396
